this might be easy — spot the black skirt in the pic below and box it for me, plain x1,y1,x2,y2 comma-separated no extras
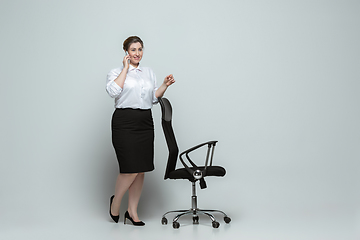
111,108,155,173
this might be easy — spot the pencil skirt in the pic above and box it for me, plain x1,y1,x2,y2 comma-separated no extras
111,108,155,173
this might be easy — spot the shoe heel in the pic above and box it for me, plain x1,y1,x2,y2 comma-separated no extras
124,211,145,226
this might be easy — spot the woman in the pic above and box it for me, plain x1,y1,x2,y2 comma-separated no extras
106,36,175,226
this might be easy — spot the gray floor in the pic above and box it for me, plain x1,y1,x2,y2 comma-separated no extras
1,203,358,240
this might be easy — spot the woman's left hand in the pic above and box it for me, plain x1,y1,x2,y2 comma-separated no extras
163,74,175,86
155,74,176,98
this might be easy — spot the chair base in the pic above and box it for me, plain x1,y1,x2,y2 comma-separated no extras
161,182,231,229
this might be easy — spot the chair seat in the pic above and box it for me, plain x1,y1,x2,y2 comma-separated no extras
168,166,226,181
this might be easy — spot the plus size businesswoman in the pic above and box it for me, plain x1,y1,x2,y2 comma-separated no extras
106,36,175,225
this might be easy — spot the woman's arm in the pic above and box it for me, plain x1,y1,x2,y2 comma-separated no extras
155,74,175,98
113,54,130,88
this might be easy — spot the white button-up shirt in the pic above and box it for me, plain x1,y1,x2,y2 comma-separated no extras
106,65,159,109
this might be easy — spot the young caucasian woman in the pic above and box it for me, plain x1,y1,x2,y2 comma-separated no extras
106,36,175,225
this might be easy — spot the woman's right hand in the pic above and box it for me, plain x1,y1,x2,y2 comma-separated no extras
123,54,130,69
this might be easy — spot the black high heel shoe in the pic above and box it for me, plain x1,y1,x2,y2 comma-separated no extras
124,211,145,226
109,195,119,223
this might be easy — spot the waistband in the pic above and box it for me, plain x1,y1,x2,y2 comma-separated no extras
115,108,151,111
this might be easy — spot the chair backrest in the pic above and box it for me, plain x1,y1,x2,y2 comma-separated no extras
159,98,179,180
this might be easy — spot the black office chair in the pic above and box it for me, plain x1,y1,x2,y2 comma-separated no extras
159,98,231,229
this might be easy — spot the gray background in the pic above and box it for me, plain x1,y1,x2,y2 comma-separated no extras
1,0,359,239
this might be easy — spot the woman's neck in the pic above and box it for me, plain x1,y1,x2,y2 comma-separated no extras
130,63,139,68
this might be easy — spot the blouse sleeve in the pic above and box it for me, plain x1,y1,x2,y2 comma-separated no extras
106,68,123,98
151,69,159,104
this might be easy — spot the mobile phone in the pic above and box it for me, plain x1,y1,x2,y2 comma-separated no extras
125,51,130,63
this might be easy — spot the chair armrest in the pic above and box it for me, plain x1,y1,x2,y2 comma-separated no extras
179,141,218,179
181,140,218,155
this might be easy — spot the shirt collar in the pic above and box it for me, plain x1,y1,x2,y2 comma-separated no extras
129,64,142,72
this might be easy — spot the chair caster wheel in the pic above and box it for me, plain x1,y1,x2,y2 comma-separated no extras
193,216,199,224
161,217,168,225
212,221,220,228
224,216,231,223
173,221,180,229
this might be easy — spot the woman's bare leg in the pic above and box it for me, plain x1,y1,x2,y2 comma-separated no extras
111,173,138,217
127,172,145,222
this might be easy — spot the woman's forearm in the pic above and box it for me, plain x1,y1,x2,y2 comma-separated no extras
114,67,128,88
155,83,168,98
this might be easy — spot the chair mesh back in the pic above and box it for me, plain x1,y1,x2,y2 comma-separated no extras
159,98,179,179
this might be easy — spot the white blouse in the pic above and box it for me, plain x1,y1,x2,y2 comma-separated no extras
106,65,159,109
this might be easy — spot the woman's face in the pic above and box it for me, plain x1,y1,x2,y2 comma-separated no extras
127,42,143,67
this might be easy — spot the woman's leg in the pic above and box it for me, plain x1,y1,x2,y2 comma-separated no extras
111,173,138,217
127,172,145,222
